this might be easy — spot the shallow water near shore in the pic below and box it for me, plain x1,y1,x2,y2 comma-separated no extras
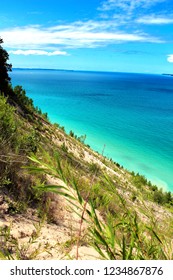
11,69,173,191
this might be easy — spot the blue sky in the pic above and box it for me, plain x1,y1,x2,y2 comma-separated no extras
0,0,173,73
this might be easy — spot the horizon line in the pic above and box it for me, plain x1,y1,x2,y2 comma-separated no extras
12,67,164,75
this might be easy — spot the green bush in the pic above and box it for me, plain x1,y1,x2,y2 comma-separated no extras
131,172,148,188
153,189,173,205
69,130,75,137
0,95,16,141
13,85,33,110
89,162,100,174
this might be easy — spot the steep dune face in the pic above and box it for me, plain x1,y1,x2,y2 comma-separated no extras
0,190,102,260
1,108,173,260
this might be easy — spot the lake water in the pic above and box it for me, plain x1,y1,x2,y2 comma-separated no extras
11,69,173,191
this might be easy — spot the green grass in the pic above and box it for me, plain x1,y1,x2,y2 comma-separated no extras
25,154,173,260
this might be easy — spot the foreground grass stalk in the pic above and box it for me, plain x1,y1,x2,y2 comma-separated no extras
27,154,172,260
76,198,88,260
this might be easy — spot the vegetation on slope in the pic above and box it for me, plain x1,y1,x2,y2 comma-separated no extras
0,37,173,260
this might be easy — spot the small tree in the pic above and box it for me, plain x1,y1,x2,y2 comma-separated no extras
0,37,12,94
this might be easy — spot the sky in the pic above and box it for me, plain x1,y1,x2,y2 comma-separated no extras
0,0,173,73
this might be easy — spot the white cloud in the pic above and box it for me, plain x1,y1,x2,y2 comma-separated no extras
0,21,162,53
167,55,173,63
99,0,165,13
98,0,168,27
136,16,173,25
9,49,68,56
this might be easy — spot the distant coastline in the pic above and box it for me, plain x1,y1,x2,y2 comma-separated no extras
13,67,75,72
13,68,161,76
162,73,173,77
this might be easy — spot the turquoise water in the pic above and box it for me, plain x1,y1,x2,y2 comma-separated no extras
11,69,173,191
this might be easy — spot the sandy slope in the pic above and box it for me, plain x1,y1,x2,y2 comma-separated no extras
0,186,102,260
1,126,173,260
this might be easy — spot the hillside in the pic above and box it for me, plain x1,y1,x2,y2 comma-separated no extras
0,87,173,260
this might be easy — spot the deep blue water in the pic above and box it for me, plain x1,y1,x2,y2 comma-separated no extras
11,69,173,191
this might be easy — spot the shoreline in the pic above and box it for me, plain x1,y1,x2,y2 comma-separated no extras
49,115,170,192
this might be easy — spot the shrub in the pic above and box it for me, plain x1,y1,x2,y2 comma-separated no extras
153,189,165,205
131,172,148,188
89,162,100,174
69,130,75,137
13,85,33,110
153,189,173,205
0,95,16,142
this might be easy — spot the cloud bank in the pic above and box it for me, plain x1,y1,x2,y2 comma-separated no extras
98,0,170,27
1,20,162,55
99,0,165,13
0,0,170,58
136,16,173,25
9,49,68,56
